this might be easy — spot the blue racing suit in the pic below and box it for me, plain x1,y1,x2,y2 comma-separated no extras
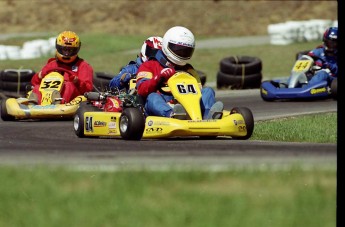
307,46,337,86
109,57,143,91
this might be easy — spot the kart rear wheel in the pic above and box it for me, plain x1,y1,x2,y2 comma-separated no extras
1,98,15,121
119,107,145,140
74,102,100,138
230,107,254,140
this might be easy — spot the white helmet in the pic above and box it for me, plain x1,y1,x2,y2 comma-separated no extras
140,36,163,62
162,26,195,66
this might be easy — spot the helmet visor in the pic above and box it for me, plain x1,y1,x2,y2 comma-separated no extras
145,47,159,59
56,44,79,57
168,43,194,60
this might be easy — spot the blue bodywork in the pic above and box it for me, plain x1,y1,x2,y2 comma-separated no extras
260,79,332,101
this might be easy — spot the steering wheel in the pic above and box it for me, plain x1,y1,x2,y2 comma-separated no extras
44,67,77,82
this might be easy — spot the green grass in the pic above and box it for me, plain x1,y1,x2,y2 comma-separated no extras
251,112,337,143
0,34,337,227
0,166,336,227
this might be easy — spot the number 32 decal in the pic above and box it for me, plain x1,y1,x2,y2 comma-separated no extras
41,80,62,89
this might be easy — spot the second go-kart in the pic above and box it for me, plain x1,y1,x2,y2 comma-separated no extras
73,71,254,140
260,55,337,101
1,67,86,121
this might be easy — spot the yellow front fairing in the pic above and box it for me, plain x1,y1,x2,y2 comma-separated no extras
168,72,202,120
143,111,247,138
5,96,86,119
39,72,64,106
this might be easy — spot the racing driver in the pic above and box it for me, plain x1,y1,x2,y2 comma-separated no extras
135,26,223,119
30,31,94,104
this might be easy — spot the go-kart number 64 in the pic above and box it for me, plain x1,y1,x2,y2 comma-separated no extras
177,84,197,94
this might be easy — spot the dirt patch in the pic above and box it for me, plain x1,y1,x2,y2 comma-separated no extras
0,0,338,37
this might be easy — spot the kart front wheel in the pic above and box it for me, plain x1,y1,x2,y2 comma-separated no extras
1,98,15,121
74,102,99,138
119,108,145,140
230,107,254,140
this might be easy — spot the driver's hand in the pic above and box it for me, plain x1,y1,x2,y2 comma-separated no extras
72,75,79,84
160,68,175,81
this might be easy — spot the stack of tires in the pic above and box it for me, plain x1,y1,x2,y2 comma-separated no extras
0,69,35,99
217,56,262,89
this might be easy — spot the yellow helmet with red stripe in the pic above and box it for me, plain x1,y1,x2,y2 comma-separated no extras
55,31,81,63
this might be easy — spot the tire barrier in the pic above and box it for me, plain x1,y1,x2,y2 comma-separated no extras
0,69,35,82
217,56,262,89
0,69,35,99
220,56,262,75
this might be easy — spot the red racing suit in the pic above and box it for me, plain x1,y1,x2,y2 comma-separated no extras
136,60,201,98
31,57,94,103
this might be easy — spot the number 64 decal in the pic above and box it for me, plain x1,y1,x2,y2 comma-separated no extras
176,84,198,94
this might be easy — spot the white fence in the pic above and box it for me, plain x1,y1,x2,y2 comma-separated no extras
268,19,338,45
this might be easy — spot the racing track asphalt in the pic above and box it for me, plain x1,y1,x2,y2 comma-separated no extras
0,89,337,170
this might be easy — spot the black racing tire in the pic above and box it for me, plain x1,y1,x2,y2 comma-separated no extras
230,107,254,140
1,98,15,121
73,102,100,138
330,78,337,100
220,56,262,76
119,107,145,140
216,71,262,89
199,136,217,140
0,69,35,82
196,70,207,86
0,81,32,92
295,50,311,60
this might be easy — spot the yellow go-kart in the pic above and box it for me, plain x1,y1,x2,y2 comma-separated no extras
73,72,254,140
1,67,86,121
